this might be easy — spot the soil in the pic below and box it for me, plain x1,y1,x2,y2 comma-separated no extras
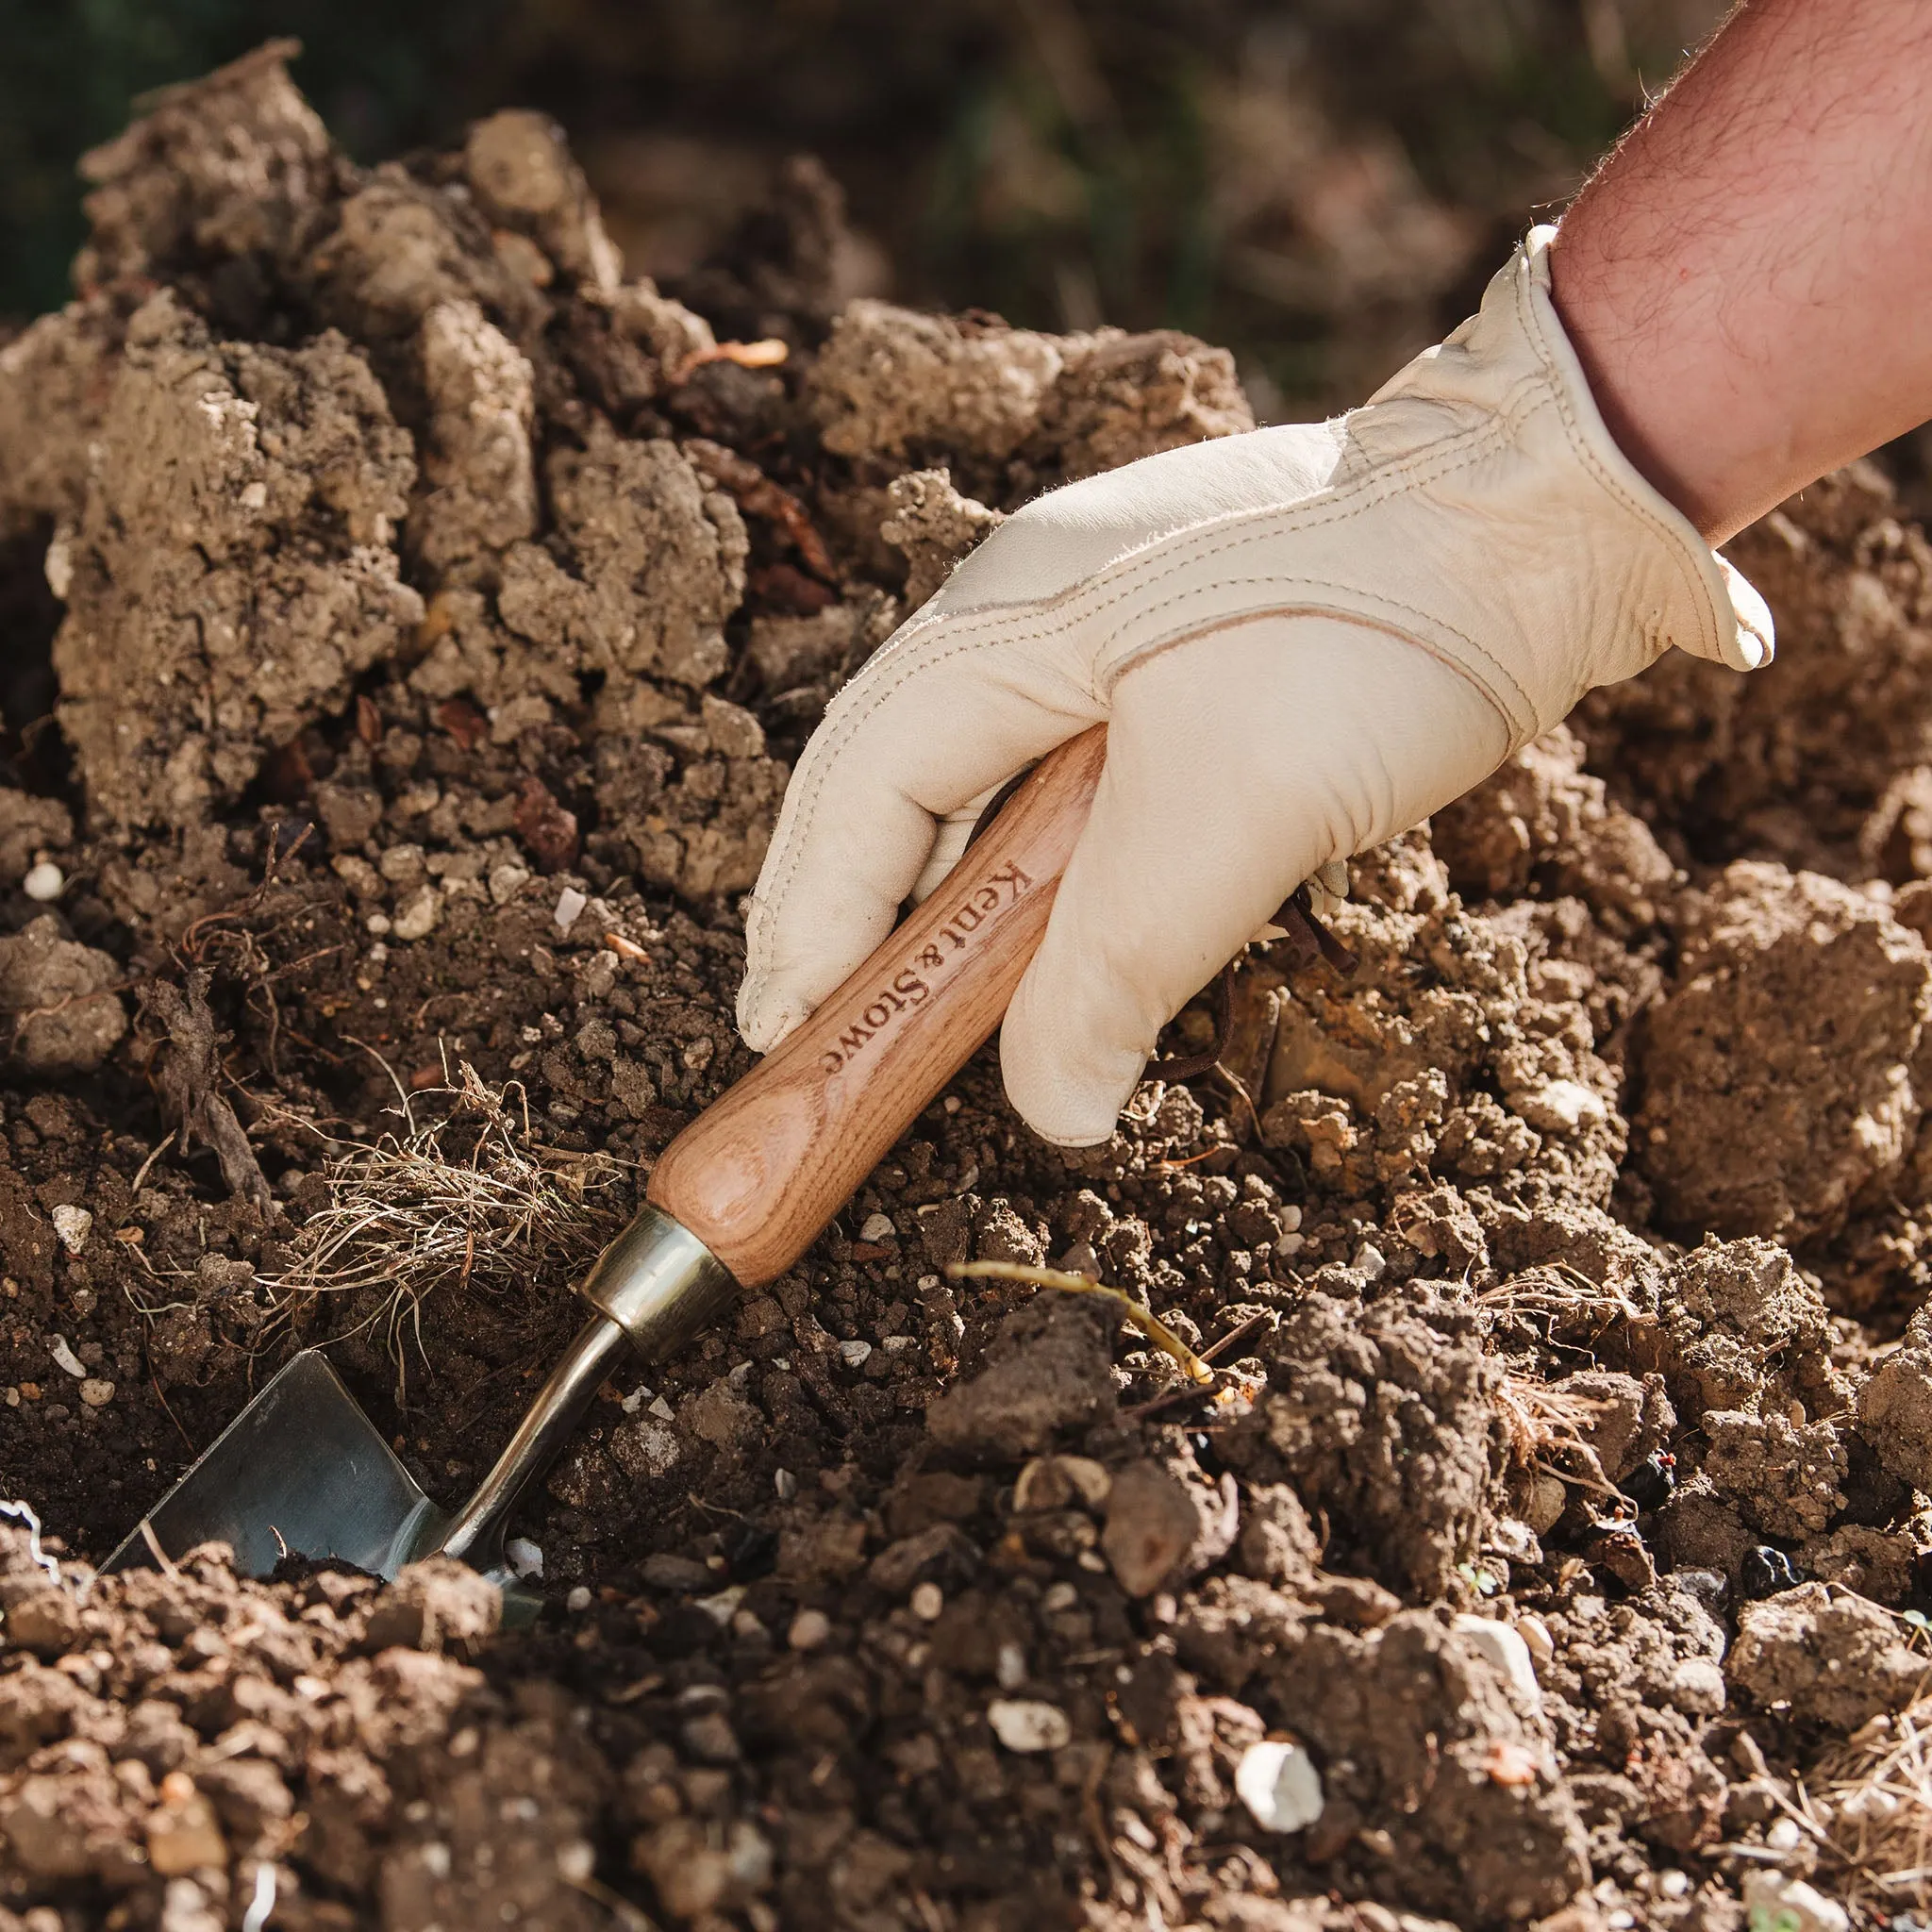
5,42,1932,1932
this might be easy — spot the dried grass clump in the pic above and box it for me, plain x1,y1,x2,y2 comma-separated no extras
259,1062,628,1392
1807,1704,1932,1908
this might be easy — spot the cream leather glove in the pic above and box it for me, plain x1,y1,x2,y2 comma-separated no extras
738,227,1774,1146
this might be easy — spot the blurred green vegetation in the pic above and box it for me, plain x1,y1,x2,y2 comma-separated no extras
0,0,1723,408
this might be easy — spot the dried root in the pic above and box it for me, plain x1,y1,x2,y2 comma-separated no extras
258,1062,627,1396
946,1259,1213,1384
1809,1704,1932,1908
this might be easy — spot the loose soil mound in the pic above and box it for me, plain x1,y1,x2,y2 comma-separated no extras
5,44,1932,1932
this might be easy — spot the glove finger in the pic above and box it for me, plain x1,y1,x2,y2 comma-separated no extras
1000,616,1509,1145
739,629,1098,1051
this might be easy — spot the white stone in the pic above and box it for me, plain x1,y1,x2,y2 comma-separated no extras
50,1206,92,1256
47,1334,86,1379
695,1586,744,1625
648,1394,675,1422
554,886,588,933
506,1537,544,1579
1514,1613,1556,1674
391,885,442,942
859,1212,896,1242
839,1339,873,1369
1453,1614,1541,1711
21,861,63,903
1511,1078,1607,1133
79,1378,114,1407
1741,1872,1848,1932
556,1841,595,1884
489,861,530,907
996,1641,1027,1690
988,1699,1071,1753
566,1586,592,1613
1235,1740,1325,1833
910,1582,943,1621
774,1469,798,1500
788,1608,832,1651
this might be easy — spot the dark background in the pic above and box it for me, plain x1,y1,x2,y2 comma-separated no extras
0,0,1724,412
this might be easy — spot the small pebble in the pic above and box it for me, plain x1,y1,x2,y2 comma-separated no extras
1657,1871,1690,1901
1452,1614,1541,1711
1514,1613,1555,1674
774,1468,797,1500
47,1334,86,1379
79,1378,115,1407
1352,1242,1387,1282
21,861,63,902
1235,1740,1325,1834
694,1586,744,1626
648,1393,675,1421
506,1538,544,1580
554,886,588,933
565,1586,592,1612
909,1582,943,1621
788,1608,832,1651
50,1205,92,1256
838,1339,873,1370
995,1641,1027,1690
556,1841,595,1884
1767,1817,1803,1852
988,1698,1071,1754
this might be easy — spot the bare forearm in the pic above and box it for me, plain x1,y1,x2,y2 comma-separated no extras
1552,0,1932,542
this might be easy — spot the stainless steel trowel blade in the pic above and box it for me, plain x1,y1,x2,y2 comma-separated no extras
102,1350,445,1581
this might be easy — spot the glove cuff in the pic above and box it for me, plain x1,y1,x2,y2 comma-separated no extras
1501,225,1774,676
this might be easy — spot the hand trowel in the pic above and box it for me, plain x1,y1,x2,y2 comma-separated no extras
104,728,1108,1588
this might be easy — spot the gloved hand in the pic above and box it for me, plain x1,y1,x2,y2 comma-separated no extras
738,226,1774,1146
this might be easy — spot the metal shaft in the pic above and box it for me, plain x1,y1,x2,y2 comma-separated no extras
435,1314,629,1568
433,1207,737,1572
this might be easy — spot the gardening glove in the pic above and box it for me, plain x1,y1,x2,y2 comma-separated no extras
737,225,1774,1146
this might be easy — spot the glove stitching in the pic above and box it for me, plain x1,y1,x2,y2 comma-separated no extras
746,339,1664,1034
1091,580,1535,731
1508,251,1724,664
746,385,1555,1036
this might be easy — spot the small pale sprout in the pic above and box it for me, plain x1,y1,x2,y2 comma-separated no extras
988,1698,1071,1754
506,1537,544,1579
22,861,63,903
50,1205,92,1256
1235,1739,1325,1834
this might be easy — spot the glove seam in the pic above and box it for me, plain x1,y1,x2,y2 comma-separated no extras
1509,241,1725,665
1094,586,1532,738
747,387,1556,1026
1107,603,1520,741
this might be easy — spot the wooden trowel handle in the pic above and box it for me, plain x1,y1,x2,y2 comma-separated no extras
647,726,1108,1287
